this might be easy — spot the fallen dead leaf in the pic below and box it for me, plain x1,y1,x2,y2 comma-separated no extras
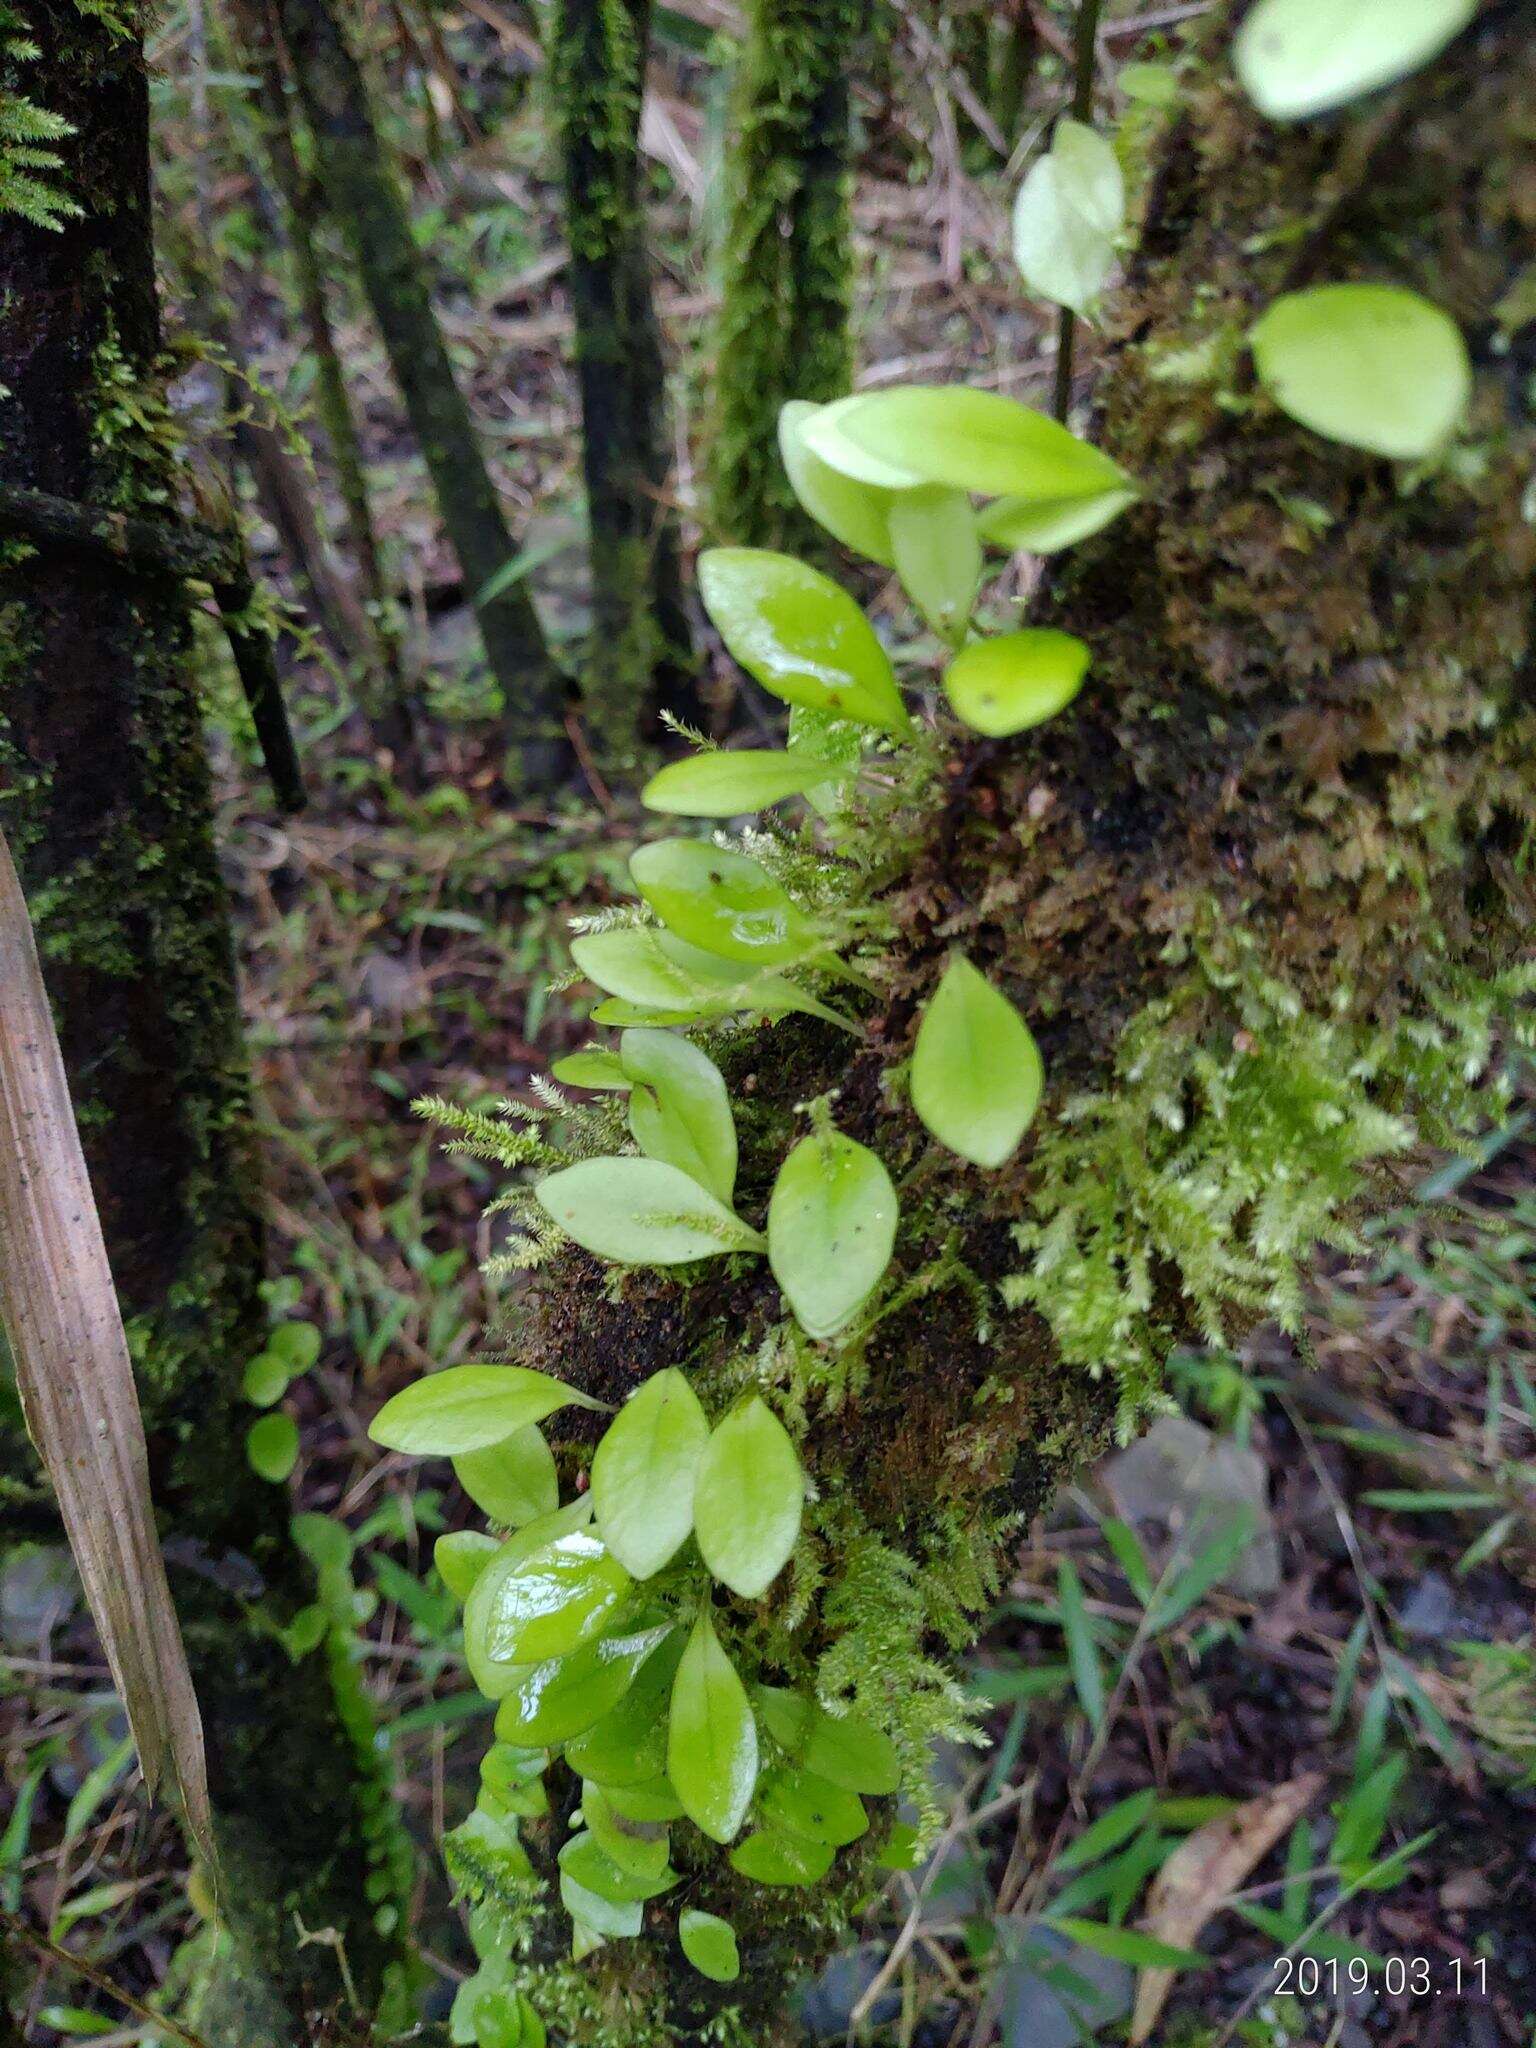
0,826,211,1857
1129,1772,1325,2043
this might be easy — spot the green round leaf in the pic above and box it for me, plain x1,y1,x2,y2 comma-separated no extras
590,1367,711,1578
887,485,981,645
942,629,1089,738
241,1351,290,1407
435,1530,500,1602
758,1766,868,1846
267,1320,321,1372
551,1048,631,1091
698,548,912,735
465,1520,631,1688
370,1364,596,1456
453,1424,559,1527
1013,119,1125,320
601,1774,684,1822
767,1131,898,1340
1234,0,1476,119
629,840,821,967
535,1157,764,1265
1250,284,1470,460
800,385,1132,505
678,1908,741,1984
582,1781,673,1881
558,1827,677,1903
641,748,849,819
559,1870,642,1940
911,956,1044,1169
246,1411,299,1483
692,1396,804,1599
727,1828,834,1887
667,1606,758,1843
977,484,1139,555
778,399,897,562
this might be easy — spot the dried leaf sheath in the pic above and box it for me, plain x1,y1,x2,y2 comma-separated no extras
0,825,211,1856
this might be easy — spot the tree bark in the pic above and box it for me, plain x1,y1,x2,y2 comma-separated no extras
227,0,409,729
707,0,859,547
500,6,1536,2038
548,0,701,754
0,6,402,2036
272,0,569,786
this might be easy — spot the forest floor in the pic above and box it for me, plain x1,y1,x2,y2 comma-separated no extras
5,4,1536,2045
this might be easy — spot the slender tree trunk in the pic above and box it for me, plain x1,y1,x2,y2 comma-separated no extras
548,0,701,754
502,8,1536,2037
0,8,403,2037
272,0,569,786
707,0,859,546
229,0,408,727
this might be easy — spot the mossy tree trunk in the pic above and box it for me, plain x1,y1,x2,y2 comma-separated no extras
272,0,569,786
548,0,700,756
0,8,403,2039
506,9,1536,2040
228,0,408,735
707,0,859,546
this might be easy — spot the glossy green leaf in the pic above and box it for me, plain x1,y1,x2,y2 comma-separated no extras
768,1131,898,1339
653,933,857,1033
581,1781,672,1881
667,1606,758,1843
242,1352,290,1407
758,1766,868,1845
435,1529,500,1602
727,1828,834,1886
1013,119,1125,319
465,1520,630,1690
571,927,723,1013
551,1048,630,1091
621,1029,737,1205
754,1686,899,1794
558,1828,676,1902
887,486,981,645
942,629,1089,738
977,484,1139,555
800,385,1131,506
491,1624,670,1746
558,1870,642,1939
590,1367,710,1578
641,747,849,818
574,926,849,1033
1234,0,1475,118
1250,284,1470,460
698,548,912,735
911,956,1044,1169
246,1411,298,1483
453,1424,559,1527
778,399,897,562
566,1632,683,1786
480,1743,549,1818
599,1774,683,1822
535,1157,764,1265
630,840,820,967
679,1907,741,1984
370,1364,597,1456
692,1396,804,1598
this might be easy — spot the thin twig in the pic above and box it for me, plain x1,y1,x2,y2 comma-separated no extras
1051,0,1105,422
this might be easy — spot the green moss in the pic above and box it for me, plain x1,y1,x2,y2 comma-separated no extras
707,0,860,546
